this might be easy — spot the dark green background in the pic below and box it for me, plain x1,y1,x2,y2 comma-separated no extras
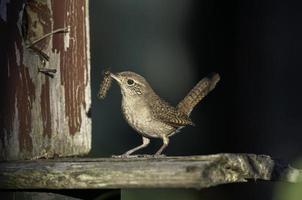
90,0,302,199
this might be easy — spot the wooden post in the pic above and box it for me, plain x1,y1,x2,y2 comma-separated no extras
0,0,91,160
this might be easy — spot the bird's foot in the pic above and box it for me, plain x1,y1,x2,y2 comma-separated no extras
111,154,153,158
111,154,130,158
152,154,166,158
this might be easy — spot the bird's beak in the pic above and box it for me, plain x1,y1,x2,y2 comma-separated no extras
110,73,122,84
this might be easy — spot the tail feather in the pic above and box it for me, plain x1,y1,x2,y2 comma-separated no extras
177,73,220,116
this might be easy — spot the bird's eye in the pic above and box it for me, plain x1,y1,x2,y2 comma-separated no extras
127,79,134,85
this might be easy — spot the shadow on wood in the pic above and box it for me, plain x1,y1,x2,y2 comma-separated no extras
0,189,120,200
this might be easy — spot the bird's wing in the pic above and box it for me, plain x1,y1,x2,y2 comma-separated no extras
150,97,194,127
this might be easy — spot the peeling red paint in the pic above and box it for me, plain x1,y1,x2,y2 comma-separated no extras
0,1,35,155
26,0,52,140
0,0,90,160
52,0,88,136
17,64,35,152
0,0,52,156
41,78,51,138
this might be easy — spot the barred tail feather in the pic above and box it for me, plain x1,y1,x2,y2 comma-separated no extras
177,73,220,116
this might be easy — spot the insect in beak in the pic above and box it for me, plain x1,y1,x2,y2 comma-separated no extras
110,73,122,84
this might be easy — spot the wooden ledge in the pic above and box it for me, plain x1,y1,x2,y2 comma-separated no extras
0,154,301,189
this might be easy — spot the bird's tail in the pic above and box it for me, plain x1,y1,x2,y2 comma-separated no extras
177,73,220,116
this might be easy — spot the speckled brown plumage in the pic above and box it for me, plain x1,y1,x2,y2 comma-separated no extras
109,71,220,156
177,73,220,115
149,96,194,127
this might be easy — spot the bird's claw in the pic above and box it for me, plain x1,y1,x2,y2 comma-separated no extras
111,154,143,158
153,154,166,158
111,154,129,158
112,154,162,158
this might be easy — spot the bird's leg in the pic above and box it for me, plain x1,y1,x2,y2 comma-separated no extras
114,137,150,158
155,136,169,156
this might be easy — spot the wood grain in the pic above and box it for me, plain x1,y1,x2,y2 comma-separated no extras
0,154,301,189
0,0,91,160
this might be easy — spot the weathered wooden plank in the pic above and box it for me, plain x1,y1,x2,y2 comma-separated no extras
0,0,91,160
0,154,301,189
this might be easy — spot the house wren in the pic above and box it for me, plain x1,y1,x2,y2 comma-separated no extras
110,71,220,157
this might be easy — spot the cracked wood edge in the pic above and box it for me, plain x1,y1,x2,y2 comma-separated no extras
0,154,301,189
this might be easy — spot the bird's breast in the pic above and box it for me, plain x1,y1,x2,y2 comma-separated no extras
121,97,174,138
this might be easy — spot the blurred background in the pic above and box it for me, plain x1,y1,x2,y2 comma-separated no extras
90,0,302,199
